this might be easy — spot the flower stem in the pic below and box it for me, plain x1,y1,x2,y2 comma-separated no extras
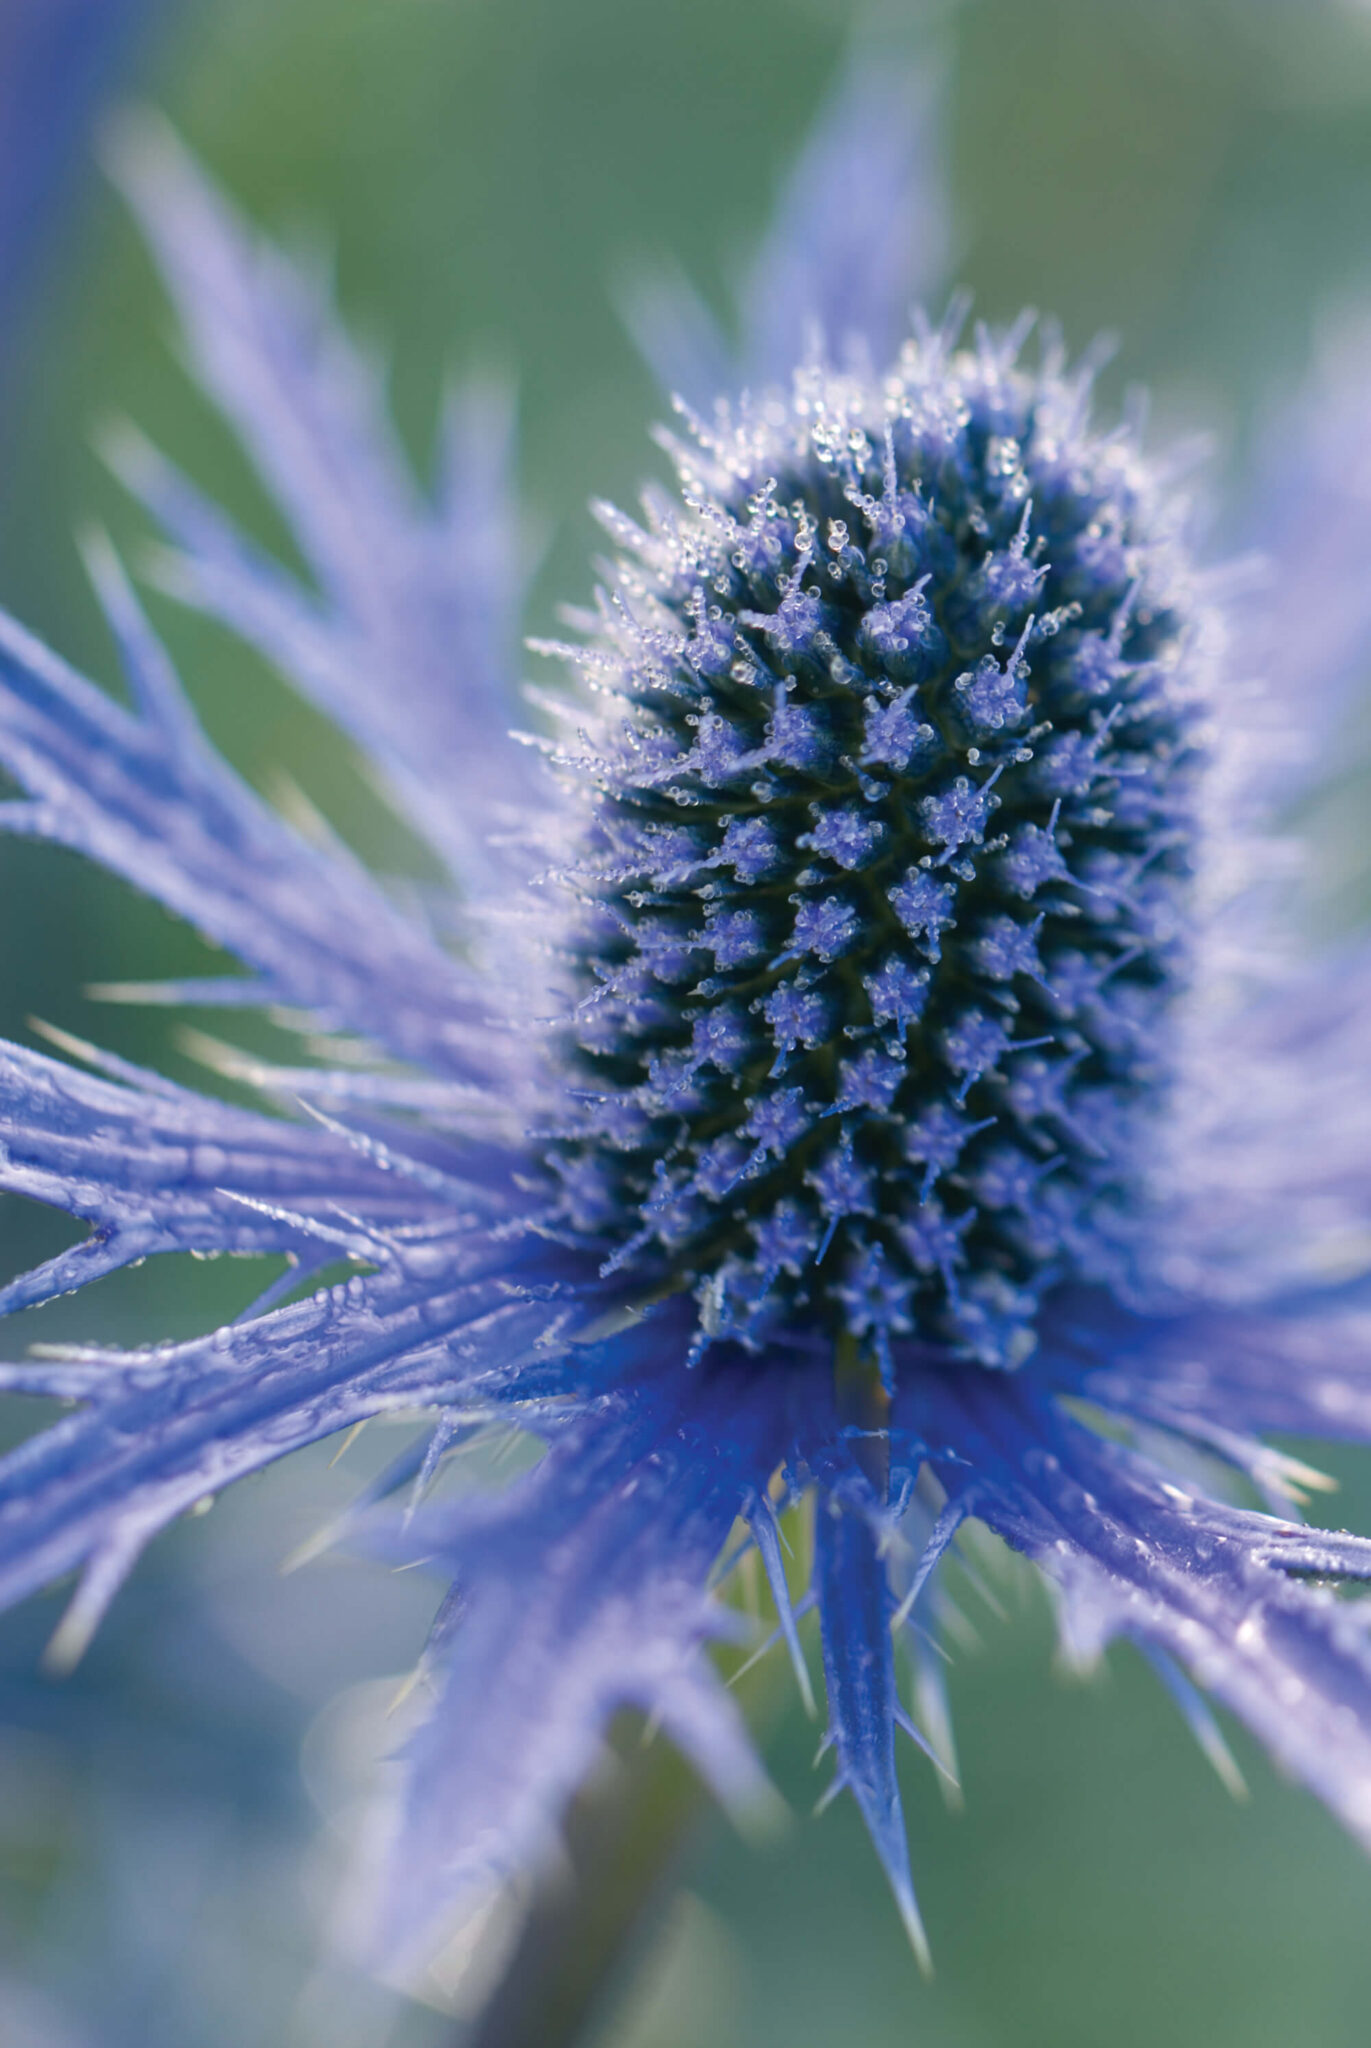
834,1331,892,1498
460,1722,708,2048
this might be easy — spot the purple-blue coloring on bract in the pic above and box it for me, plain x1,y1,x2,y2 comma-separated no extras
3,49,1371,1977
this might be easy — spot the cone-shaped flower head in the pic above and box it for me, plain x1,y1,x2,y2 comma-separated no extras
547,326,1205,1374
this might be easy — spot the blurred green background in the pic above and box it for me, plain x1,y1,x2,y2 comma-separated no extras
4,0,1371,2042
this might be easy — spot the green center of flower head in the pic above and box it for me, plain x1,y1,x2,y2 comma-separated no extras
544,327,1207,1374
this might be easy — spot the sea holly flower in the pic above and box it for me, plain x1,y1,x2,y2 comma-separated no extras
1,62,1371,1983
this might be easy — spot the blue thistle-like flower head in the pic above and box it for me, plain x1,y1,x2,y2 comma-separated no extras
2,67,1371,1990
546,332,1204,1372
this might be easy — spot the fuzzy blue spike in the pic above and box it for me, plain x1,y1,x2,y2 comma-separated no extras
622,34,951,403
0,586,495,1078
1131,1637,1247,1802
814,1494,930,1969
359,1383,783,1968
106,119,538,895
740,38,952,383
0,1252,588,1617
0,1036,446,1311
747,1494,817,1716
909,1371,1371,1859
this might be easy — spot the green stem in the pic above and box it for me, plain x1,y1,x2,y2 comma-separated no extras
458,1723,708,2048
451,1510,804,2048
834,1330,891,1498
